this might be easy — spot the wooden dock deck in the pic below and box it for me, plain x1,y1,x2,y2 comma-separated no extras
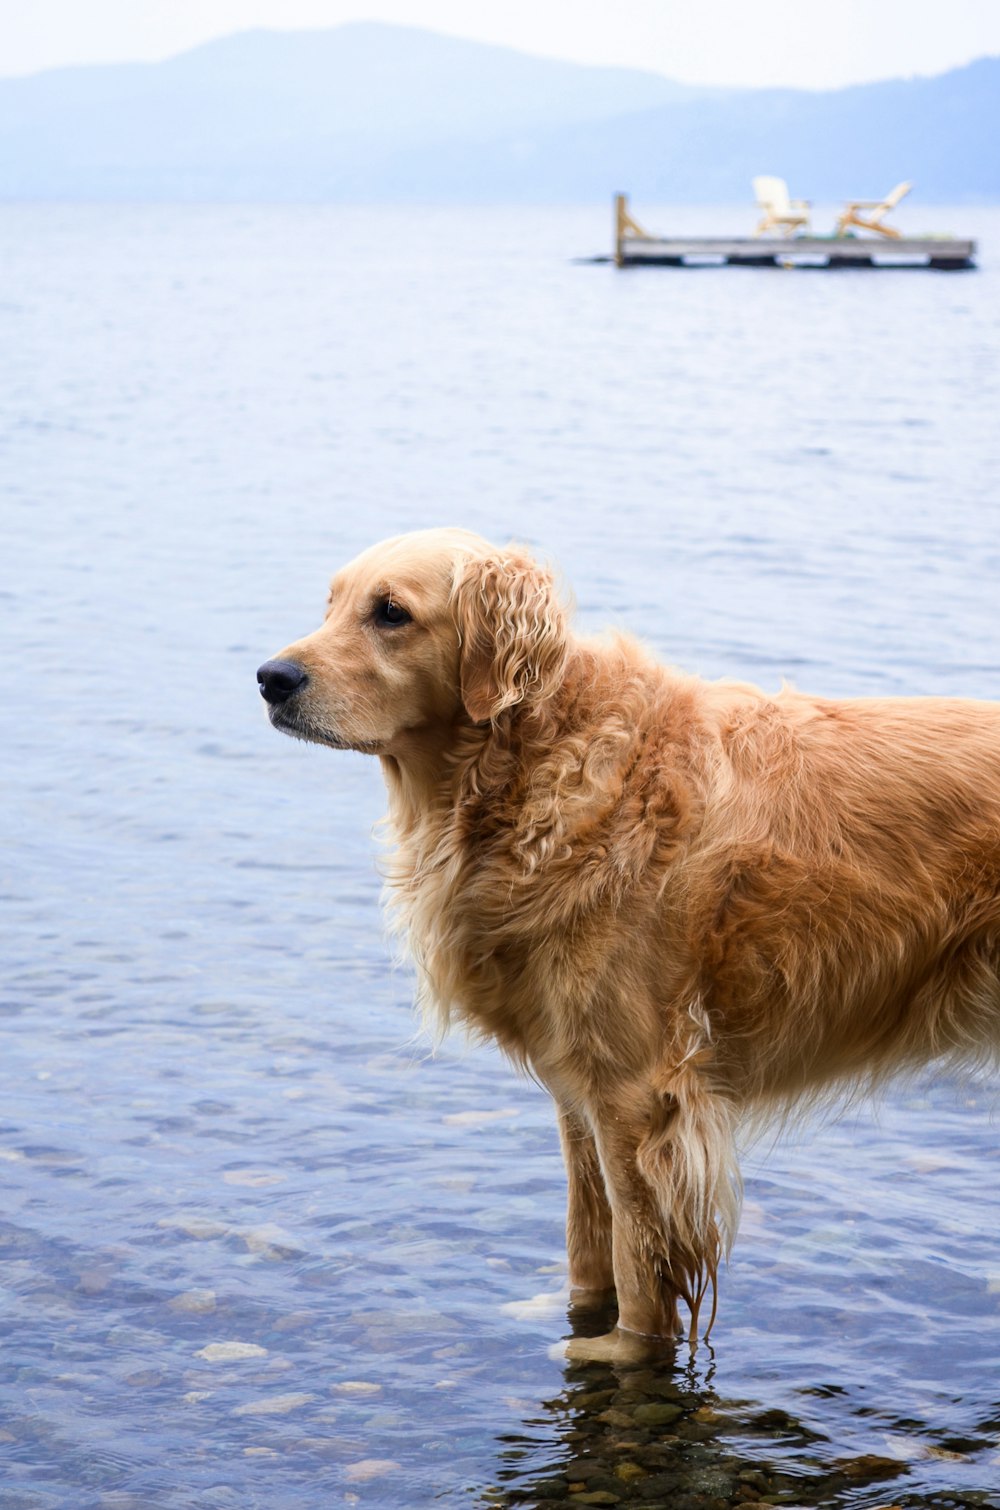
613,196,976,271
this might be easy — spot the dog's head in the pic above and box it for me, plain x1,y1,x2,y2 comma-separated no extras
257,528,568,755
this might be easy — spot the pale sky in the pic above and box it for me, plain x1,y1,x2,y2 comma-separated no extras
3,0,1000,88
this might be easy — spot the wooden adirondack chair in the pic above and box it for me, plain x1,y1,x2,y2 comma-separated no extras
752,176,810,236
835,181,913,238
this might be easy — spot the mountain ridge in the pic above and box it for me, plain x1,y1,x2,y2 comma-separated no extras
1,24,996,202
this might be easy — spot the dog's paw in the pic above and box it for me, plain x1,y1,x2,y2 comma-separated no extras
550,1326,678,1366
501,1288,569,1321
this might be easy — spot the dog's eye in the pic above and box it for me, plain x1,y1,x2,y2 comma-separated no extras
374,598,412,628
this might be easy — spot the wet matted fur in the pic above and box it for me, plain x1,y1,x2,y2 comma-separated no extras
259,528,1000,1352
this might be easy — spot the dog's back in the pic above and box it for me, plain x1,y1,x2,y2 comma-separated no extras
673,682,1000,1103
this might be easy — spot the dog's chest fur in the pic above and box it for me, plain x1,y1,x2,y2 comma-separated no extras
383,677,704,1086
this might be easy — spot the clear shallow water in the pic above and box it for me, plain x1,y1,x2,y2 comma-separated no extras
1,202,999,1509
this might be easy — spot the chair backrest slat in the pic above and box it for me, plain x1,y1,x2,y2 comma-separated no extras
753,175,790,213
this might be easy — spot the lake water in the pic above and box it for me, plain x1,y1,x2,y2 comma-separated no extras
1,202,999,1510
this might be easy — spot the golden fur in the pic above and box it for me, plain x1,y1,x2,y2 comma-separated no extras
260,528,1000,1350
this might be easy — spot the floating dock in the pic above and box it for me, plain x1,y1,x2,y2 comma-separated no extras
613,195,976,271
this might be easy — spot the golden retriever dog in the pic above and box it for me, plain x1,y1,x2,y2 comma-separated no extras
258,528,1000,1357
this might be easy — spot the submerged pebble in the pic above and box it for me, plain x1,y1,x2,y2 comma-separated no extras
633,1402,684,1427
343,1459,402,1482
169,1289,217,1314
195,1342,268,1363
232,1392,315,1416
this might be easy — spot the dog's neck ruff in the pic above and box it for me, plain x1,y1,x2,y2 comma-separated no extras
377,644,704,1069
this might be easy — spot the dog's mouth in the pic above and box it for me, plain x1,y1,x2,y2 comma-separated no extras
266,703,380,755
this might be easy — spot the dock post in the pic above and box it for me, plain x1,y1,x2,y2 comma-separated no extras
614,193,627,266
614,194,652,265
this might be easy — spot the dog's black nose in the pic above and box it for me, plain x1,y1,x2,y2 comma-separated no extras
257,659,308,705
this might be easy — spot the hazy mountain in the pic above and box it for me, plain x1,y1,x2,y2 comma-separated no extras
0,23,996,202
393,56,1000,204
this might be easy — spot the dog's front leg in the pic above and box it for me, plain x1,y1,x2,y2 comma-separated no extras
591,1110,683,1341
557,1104,615,1304
556,1107,682,1364
562,1074,729,1360
559,1073,734,1361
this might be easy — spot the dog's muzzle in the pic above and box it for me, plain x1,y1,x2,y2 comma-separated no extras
257,659,309,706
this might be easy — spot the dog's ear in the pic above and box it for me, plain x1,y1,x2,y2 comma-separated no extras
452,550,568,723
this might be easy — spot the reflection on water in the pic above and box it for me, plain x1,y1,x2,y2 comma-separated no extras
1,203,999,1506
491,1324,1000,1508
